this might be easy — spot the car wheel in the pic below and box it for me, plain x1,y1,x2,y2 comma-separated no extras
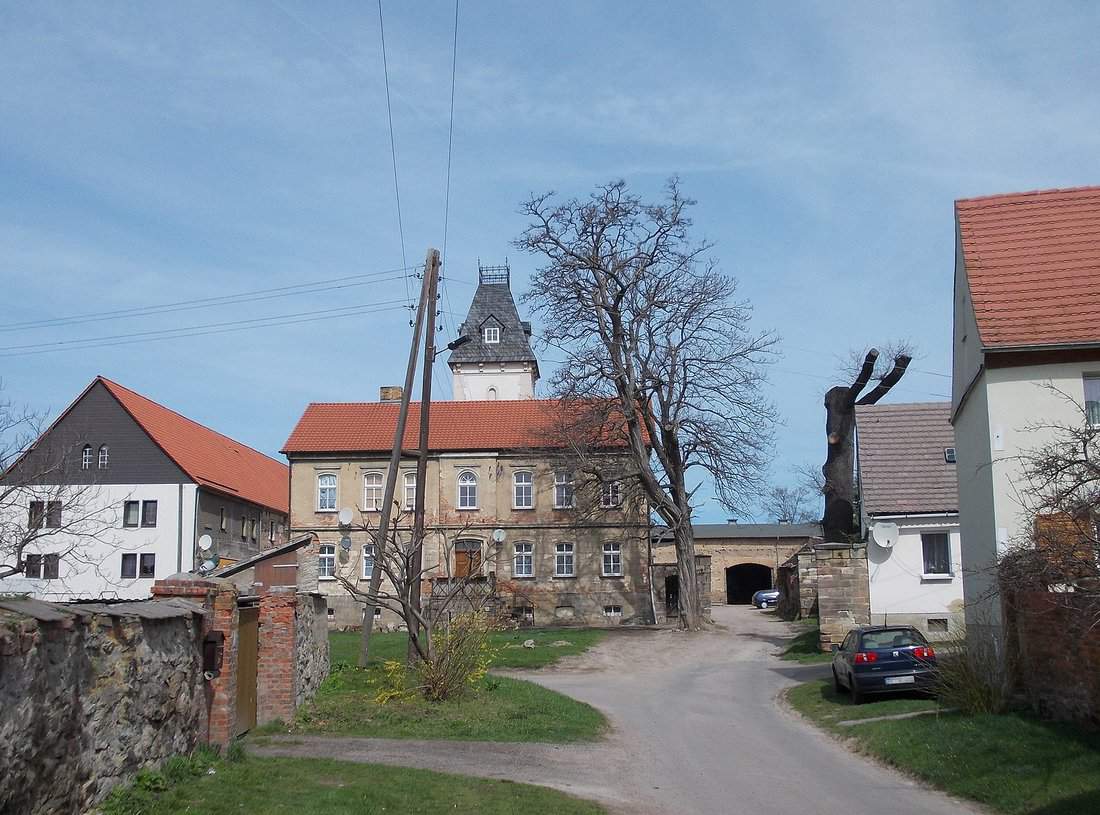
832,667,844,694
850,681,865,705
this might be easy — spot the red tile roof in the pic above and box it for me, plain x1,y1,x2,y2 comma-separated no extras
99,378,289,514
282,399,628,454
855,402,957,516
956,185,1100,348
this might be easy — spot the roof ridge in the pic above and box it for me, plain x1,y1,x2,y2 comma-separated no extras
957,185,1100,205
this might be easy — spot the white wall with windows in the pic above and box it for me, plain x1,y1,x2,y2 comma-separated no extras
451,361,537,401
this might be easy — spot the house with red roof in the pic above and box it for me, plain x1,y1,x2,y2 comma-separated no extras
951,185,1100,647
0,377,289,600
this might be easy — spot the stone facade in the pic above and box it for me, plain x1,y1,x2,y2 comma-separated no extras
814,543,871,650
650,555,712,624
0,597,207,815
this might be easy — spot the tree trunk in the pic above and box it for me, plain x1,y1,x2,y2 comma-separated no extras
673,525,704,628
822,385,858,542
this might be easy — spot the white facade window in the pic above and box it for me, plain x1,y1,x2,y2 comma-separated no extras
921,533,951,576
513,471,534,509
317,473,337,511
601,480,622,508
269,521,275,543
220,507,227,532
318,543,336,579
603,605,623,618
98,445,109,469
81,445,92,470
1085,375,1100,426
602,542,622,576
554,471,574,509
514,541,533,577
362,544,376,580
458,471,478,509
363,471,383,511
404,472,417,509
555,542,575,577
487,387,498,400
484,326,500,344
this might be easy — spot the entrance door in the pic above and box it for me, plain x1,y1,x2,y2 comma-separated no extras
664,574,680,617
454,540,482,579
235,605,258,736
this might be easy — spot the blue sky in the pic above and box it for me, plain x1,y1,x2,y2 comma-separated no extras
3,2,1098,522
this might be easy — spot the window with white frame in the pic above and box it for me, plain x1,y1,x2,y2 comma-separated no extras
318,543,336,578
554,471,574,508
487,387,498,400
1085,375,1100,426
403,472,417,509
484,325,500,344
513,541,533,577
362,543,376,580
513,471,533,509
81,445,92,470
603,605,622,618
602,542,622,576
363,471,383,511
98,445,109,469
921,532,951,576
457,471,478,509
317,473,337,511
555,542,575,577
601,480,622,508
220,507,227,531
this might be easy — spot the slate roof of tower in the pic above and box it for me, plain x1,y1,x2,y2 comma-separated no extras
447,280,538,368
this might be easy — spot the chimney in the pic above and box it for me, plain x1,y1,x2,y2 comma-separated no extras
379,386,403,402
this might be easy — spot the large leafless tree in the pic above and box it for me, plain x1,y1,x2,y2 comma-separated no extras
517,179,778,629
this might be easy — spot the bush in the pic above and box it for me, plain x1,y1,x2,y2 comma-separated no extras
932,635,1007,715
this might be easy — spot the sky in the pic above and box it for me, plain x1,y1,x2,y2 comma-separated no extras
2,1,1099,523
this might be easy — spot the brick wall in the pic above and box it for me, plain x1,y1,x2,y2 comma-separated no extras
815,543,870,650
257,588,297,725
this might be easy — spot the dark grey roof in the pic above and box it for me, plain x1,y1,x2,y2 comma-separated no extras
653,522,822,541
448,281,538,368
212,535,313,578
0,596,204,621
855,402,958,516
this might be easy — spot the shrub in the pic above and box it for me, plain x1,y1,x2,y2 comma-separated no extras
932,634,1006,715
415,612,500,702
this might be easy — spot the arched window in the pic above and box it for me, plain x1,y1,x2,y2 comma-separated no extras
513,471,533,509
487,387,498,400
81,445,93,470
98,445,109,470
363,472,383,511
317,473,337,511
318,543,336,578
403,472,417,509
457,471,478,509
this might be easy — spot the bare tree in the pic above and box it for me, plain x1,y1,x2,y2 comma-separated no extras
0,386,118,587
763,484,817,524
821,347,911,541
517,179,778,630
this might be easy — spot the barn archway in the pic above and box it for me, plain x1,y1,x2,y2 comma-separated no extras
725,563,772,604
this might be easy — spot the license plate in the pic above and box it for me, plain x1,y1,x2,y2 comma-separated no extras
885,676,916,685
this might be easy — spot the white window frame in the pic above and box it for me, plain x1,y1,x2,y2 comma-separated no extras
457,470,478,510
603,605,623,618
602,542,622,577
513,541,534,578
555,542,575,577
554,471,575,509
1085,374,1100,427
601,480,622,508
484,325,500,344
920,531,953,578
98,445,109,470
317,473,337,512
318,543,336,579
362,543,376,580
363,471,384,511
513,471,534,509
403,472,417,509
81,445,92,470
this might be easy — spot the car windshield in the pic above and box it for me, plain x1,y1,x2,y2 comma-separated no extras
860,629,926,649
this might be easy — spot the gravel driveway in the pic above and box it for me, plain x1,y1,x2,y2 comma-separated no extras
253,605,980,815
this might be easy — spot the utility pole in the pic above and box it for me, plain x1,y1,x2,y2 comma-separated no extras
358,248,436,668
407,249,441,663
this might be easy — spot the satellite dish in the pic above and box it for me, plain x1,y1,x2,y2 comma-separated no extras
197,534,213,552
871,522,899,549
200,558,219,573
338,507,354,527
492,528,506,544
339,535,352,552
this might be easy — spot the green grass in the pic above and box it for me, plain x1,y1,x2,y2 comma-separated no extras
295,627,607,743
101,755,606,815
788,679,1100,815
780,616,833,664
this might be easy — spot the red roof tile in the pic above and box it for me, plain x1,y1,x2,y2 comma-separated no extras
282,399,628,454
956,185,1100,348
99,378,289,514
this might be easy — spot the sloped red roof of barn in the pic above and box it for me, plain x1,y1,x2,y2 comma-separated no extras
956,185,1100,348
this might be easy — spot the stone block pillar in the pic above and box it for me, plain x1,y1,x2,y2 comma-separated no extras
813,543,870,651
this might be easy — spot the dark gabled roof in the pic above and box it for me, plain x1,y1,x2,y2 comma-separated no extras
653,523,822,541
855,402,958,516
448,280,538,368
212,535,313,578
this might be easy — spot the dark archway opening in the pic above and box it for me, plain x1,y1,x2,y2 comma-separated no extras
725,563,772,604
664,574,680,617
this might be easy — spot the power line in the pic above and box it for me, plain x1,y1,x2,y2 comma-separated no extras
377,0,410,307
436,0,461,400
2,267,414,333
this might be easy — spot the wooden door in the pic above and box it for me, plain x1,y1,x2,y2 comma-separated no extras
235,606,259,736
454,541,482,579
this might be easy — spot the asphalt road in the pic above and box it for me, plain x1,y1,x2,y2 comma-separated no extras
254,605,980,815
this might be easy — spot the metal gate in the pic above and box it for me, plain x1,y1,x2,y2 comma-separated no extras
235,605,259,736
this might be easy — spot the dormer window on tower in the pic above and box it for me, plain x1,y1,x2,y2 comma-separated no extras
484,325,500,344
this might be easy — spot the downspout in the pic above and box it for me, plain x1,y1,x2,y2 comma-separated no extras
177,483,185,572
190,486,200,572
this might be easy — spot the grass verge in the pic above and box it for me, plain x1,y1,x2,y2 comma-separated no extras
101,753,606,815
787,678,1100,815
779,616,833,664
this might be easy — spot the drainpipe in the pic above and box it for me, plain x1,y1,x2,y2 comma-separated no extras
177,484,184,572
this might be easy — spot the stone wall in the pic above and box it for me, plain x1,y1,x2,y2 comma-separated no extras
0,597,207,815
651,554,712,625
777,546,819,620
814,543,870,650
294,593,330,707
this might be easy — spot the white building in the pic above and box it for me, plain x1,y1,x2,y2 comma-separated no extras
951,185,1100,650
0,377,289,600
856,402,964,640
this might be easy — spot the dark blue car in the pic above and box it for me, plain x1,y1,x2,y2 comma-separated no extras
831,625,937,704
